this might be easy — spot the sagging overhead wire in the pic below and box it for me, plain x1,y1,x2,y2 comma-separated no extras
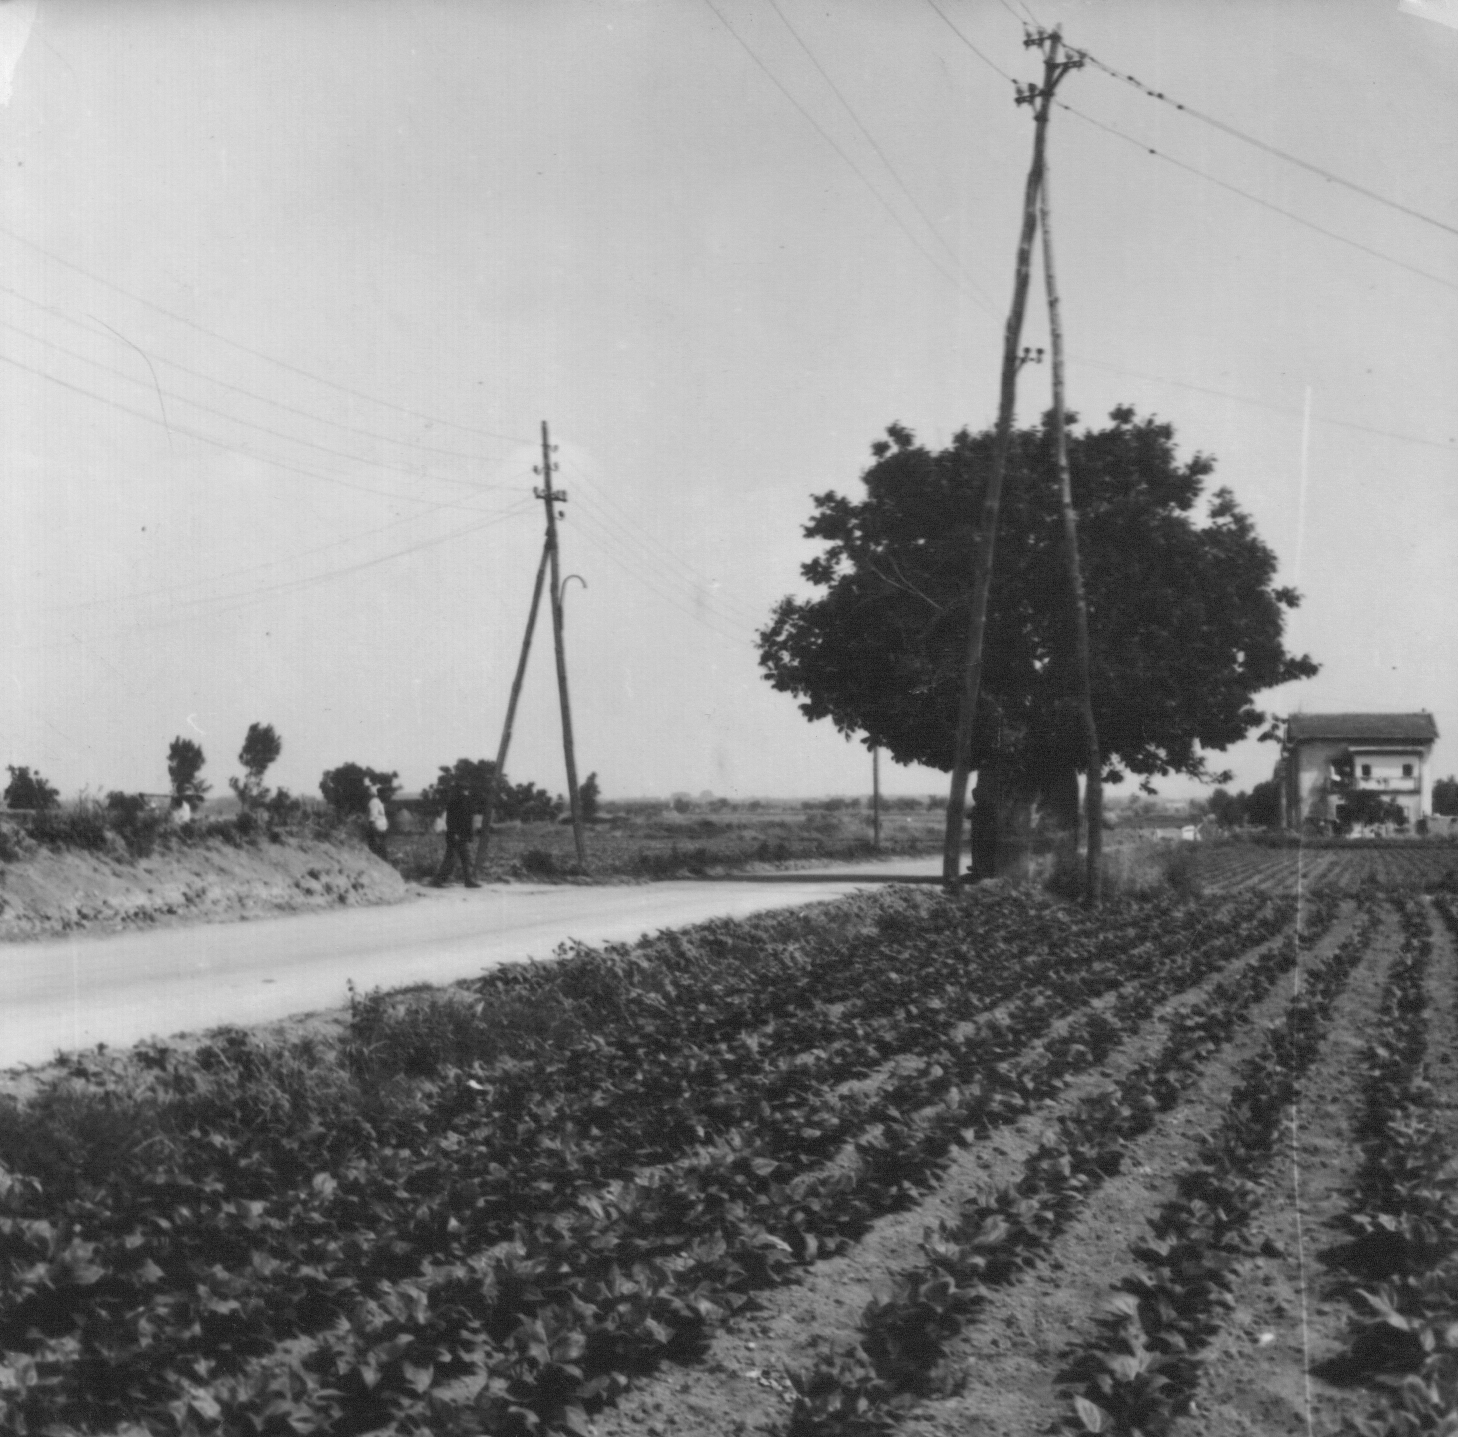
0,313,529,491
1068,351,1457,453
1077,47,1458,242
562,496,760,640
0,283,520,466
554,458,767,628
0,348,526,516
0,220,533,445
700,0,996,318
1058,99,1458,296
922,0,1017,86
20,500,540,653
43,463,542,616
763,0,993,312
565,514,755,648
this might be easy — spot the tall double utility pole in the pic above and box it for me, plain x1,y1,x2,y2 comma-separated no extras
1040,154,1102,904
941,28,1082,888
475,420,586,875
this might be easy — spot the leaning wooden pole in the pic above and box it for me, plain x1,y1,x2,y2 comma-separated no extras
539,421,588,869
1038,157,1102,904
475,538,551,876
942,31,1070,887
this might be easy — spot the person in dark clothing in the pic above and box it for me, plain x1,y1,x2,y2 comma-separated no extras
432,778,480,888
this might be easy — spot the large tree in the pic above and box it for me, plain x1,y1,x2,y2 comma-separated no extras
758,408,1317,871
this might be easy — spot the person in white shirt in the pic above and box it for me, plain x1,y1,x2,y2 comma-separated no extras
365,782,388,859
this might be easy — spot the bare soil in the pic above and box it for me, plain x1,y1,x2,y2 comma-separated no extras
0,830,406,941
587,899,1435,1437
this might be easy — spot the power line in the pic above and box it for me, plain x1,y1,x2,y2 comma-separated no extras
42,469,540,615
701,0,995,316
0,314,526,491
562,518,758,647
0,347,524,515
21,503,539,652
562,505,756,646
570,491,766,631
1078,47,1458,242
922,0,1017,86
555,457,767,626
0,283,519,466
764,0,992,310
0,221,533,444
1059,99,1458,295
1067,350,1457,453
565,503,759,641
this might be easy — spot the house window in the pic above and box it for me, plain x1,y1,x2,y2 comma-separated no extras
1361,764,1371,778
1403,764,1413,778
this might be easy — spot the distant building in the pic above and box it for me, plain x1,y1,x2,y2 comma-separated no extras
1280,712,1438,830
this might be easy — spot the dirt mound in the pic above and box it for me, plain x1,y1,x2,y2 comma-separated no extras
0,830,406,941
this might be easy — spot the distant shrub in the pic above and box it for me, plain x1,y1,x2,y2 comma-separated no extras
521,847,558,877
4,765,59,812
105,791,166,858
29,799,110,853
1046,839,1203,902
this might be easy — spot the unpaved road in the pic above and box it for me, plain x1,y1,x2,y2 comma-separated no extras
0,858,941,1071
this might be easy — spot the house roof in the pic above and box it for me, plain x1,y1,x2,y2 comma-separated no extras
1287,712,1438,744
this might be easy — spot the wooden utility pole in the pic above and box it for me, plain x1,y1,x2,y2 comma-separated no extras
1038,158,1101,903
474,540,550,876
941,29,1080,888
538,421,588,868
872,744,881,851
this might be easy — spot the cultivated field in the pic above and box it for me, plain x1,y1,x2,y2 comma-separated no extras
3,849,1458,1435
387,806,944,883
1196,839,1458,895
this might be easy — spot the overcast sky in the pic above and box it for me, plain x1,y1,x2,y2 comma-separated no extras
1,0,1454,805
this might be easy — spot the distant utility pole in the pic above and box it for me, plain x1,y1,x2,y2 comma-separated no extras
872,743,881,851
1039,148,1101,904
539,421,587,868
941,28,1082,888
473,420,587,876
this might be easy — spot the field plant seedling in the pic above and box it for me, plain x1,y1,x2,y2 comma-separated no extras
0,884,1303,1436
1315,896,1458,1435
12,872,1458,1437
783,894,1342,1435
1059,898,1382,1435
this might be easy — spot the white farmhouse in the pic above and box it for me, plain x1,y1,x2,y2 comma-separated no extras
1280,712,1438,830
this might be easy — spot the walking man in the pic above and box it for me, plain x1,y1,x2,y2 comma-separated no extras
432,775,480,888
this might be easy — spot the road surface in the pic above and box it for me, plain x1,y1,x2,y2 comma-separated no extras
0,857,941,1071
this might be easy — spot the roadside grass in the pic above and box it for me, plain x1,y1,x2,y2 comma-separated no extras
385,808,935,884
1,796,351,865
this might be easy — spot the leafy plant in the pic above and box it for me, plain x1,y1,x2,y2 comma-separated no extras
4,764,58,811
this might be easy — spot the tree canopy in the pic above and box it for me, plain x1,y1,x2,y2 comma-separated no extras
231,723,282,809
4,766,58,812
167,738,209,805
758,409,1317,813
421,759,563,824
319,763,400,817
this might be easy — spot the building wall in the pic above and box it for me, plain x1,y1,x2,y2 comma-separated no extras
1287,739,1433,828
1289,738,1346,825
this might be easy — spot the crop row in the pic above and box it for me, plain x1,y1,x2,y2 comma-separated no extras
1057,895,1382,1434
1198,845,1458,897
0,891,1298,1435
778,893,1346,1435
1319,896,1458,1435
